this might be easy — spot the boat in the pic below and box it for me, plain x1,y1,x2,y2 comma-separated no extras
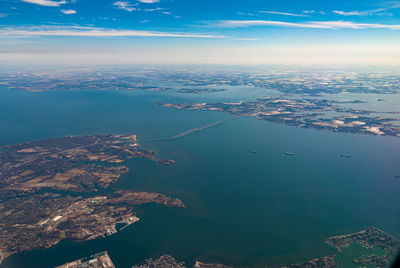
250,150,256,154
285,152,295,156
340,154,351,158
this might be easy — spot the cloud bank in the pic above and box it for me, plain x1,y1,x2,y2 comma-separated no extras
21,0,67,7
259,11,310,17
212,20,400,30
0,25,226,38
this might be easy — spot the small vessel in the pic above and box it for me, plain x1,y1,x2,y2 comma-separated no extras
395,175,400,179
250,149,256,154
285,152,295,156
340,154,351,158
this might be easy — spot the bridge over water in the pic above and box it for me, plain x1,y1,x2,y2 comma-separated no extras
137,119,230,142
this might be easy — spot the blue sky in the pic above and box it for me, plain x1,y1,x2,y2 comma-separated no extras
1,0,400,64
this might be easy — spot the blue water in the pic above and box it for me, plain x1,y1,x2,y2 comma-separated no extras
0,88,399,267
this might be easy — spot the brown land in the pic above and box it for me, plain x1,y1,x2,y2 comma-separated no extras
0,134,184,265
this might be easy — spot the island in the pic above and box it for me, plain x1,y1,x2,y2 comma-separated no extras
158,97,400,137
0,134,184,265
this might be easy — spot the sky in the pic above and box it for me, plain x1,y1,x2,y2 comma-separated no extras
0,0,400,65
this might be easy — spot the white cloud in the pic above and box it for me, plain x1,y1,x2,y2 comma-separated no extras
333,10,365,16
333,2,400,16
259,11,310,17
113,1,138,12
138,0,160,3
212,20,400,30
214,20,328,28
0,25,226,38
144,7,165,11
309,21,400,29
61,9,76,14
21,0,67,7
0,13,7,18
333,10,385,16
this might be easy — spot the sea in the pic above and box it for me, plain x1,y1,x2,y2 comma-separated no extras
0,85,399,267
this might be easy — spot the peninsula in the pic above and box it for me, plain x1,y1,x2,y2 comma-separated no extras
159,97,400,137
0,134,184,265
326,226,400,267
56,251,115,268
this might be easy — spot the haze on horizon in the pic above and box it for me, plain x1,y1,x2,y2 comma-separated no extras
1,0,400,65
